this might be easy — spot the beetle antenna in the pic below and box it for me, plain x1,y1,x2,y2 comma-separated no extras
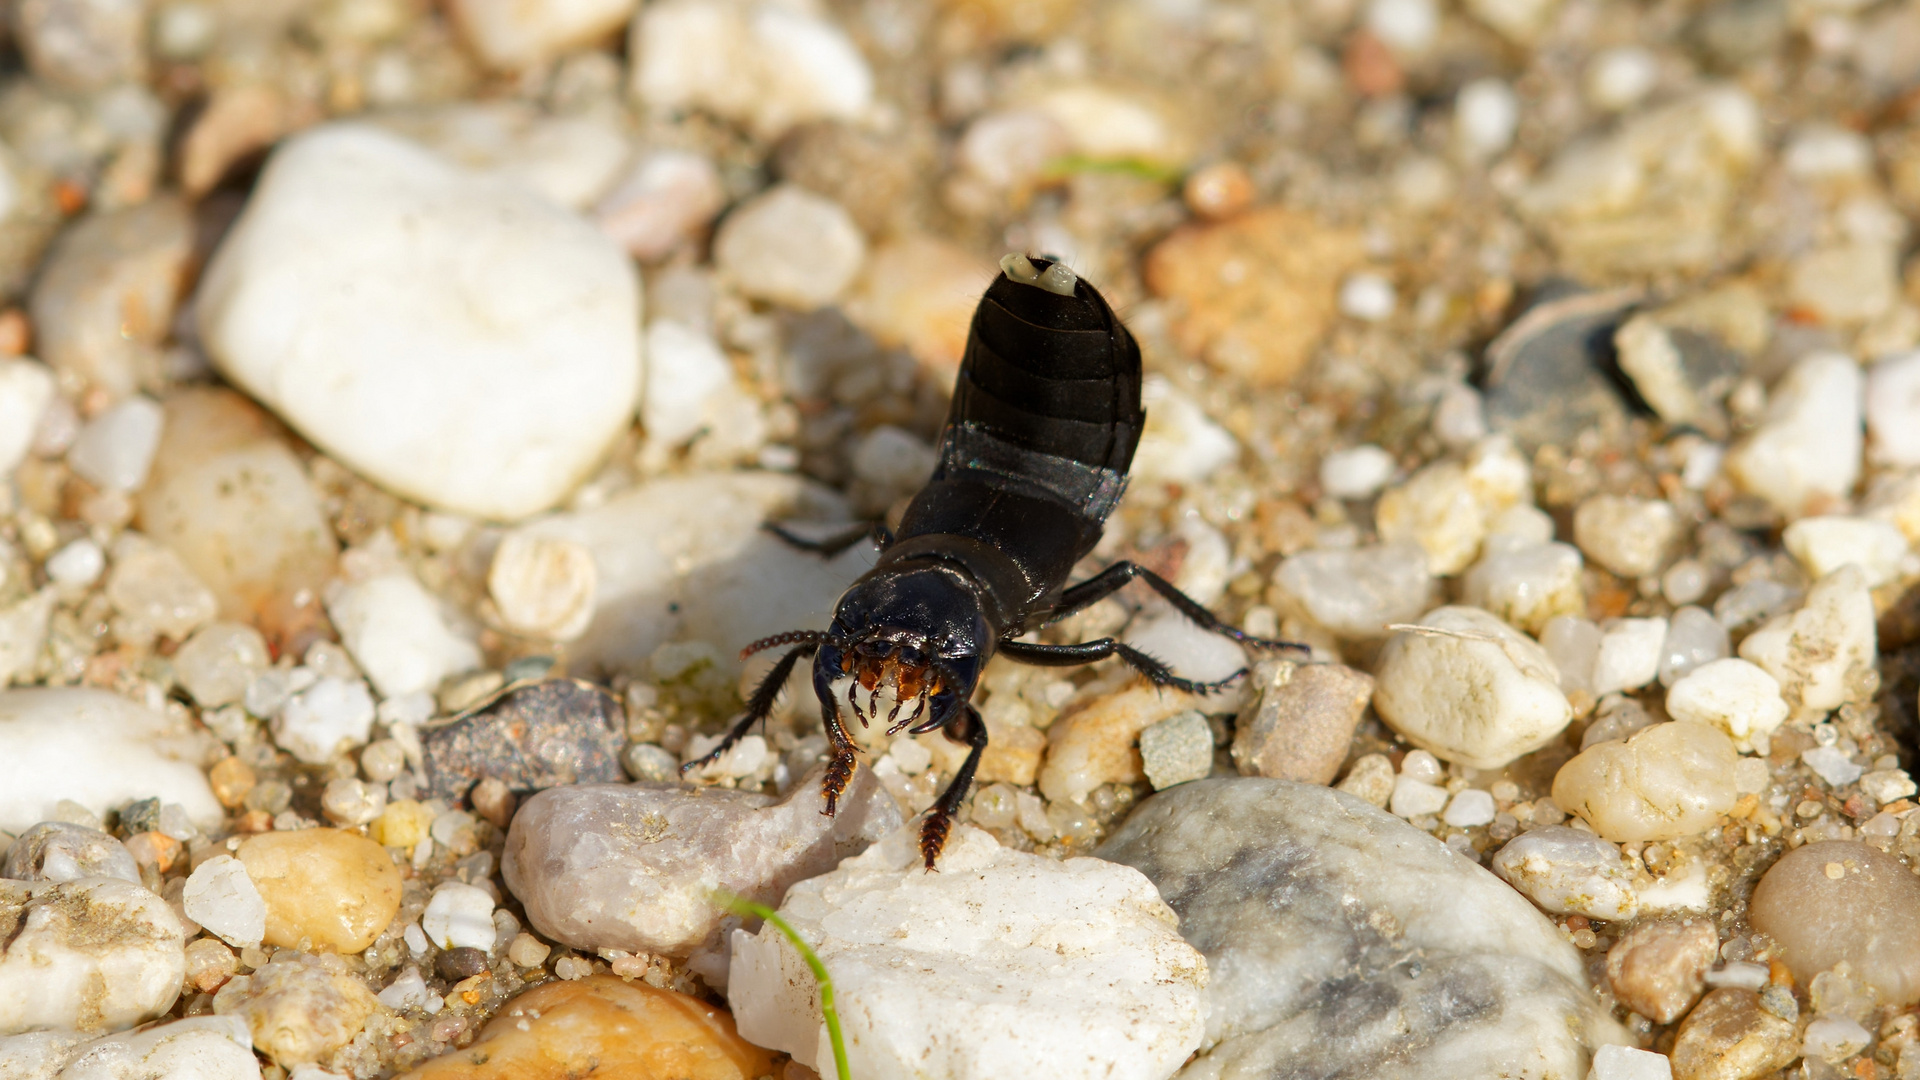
740,630,826,660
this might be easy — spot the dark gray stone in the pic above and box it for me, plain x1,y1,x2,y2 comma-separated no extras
1482,287,1640,449
420,678,626,804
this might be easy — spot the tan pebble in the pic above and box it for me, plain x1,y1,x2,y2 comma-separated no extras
236,828,402,954
1550,721,1739,842
124,831,181,873
1142,205,1363,386
208,757,257,809
184,936,238,993
1183,161,1255,221
1037,682,1209,804
1605,918,1718,1023
1667,988,1798,1080
1335,754,1395,807
217,952,378,1067
472,778,516,829
370,799,436,849
0,309,29,356
1232,660,1374,784
507,932,550,969
1749,839,1920,1005
397,974,774,1080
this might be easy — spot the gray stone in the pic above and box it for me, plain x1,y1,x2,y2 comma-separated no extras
1095,779,1619,1079
2,821,138,883
501,763,902,957
1231,661,1373,784
29,198,192,399
420,679,626,804
1482,287,1639,450
1140,711,1214,790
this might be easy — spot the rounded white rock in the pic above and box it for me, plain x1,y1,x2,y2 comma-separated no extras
1552,721,1740,842
1372,606,1573,769
271,677,377,765
1781,515,1909,588
1737,565,1877,716
67,396,164,493
0,878,186,1036
1726,352,1863,519
1591,617,1668,696
1319,444,1397,499
1491,825,1639,920
1665,658,1788,753
194,123,643,522
1573,495,1677,579
0,359,54,479
324,572,480,700
421,882,496,951
0,688,222,835
488,533,597,642
712,184,866,311
182,855,265,948
728,824,1207,1080
1272,542,1432,639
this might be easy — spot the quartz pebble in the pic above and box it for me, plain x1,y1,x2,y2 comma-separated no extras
326,571,481,700
1131,376,1239,485
448,0,637,70
1749,840,1920,1006
1137,710,1214,789
1038,683,1212,804
1,1015,257,1080
1664,659,1787,753
213,953,378,1068
236,829,402,953
1606,919,1718,1023
183,855,266,948
1737,565,1876,716
103,534,216,643
1867,349,1920,466
1781,515,1909,587
1725,352,1863,519
730,824,1206,1079
630,0,874,140
594,150,726,262
1,820,138,882
1372,606,1573,769
30,198,192,398
46,539,105,587
1552,722,1739,842
1492,825,1639,920
1668,988,1800,1080
1335,753,1395,807
402,976,772,1079
172,623,268,708
0,359,54,478
503,764,900,957
1374,440,1531,575
272,677,376,765
0,877,186,1035
67,396,163,492
1098,779,1617,1077
1592,617,1668,696
422,882,496,952
1803,1016,1871,1063
0,688,222,834
712,184,866,311
1231,660,1373,784
1657,606,1730,687
1389,774,1449,817
1271,542,1432,638
1587,1045,1673,1080
1319,444,1397,499
1574,495,1677,578
1461,540,1584,635
196,124,642,521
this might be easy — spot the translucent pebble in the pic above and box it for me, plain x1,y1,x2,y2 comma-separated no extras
1541,616,1601,695
971,783,1020,831
1665,659,1788,753
1400,749,1444,783
376,966,427,1011
321,777,387,826
1461,541,1584,635
67,395,163,491
1319,444,1396,499
183,854,266,947
1661,560,1709,606
1443,789,1497,827
1271,543,1432,638
1802,746,1865,788
1713,579,1801,632
1491,825,1638,920
1592,617,1668,696
1658,606,1730,686
422,882,496,951
173,622,270,707
1389,775,1449,818
1552,722,1740,842
360,739,407,783
1338,273,1396,322
1574,495,1677,578
1587,1044,1673,1080
45,538,105,587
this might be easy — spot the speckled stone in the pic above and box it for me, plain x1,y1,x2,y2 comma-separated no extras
1231,660,1374,784
420,679,626,804
1667,988,1798,1080
0,877,187,1035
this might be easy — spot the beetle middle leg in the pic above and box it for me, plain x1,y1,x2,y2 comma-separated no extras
909,704,987,871
1043,561,1307,652
680,639,820,776
998,637,1246,695
764,520,895,558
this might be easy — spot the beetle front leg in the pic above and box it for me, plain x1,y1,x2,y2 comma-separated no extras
814,656,859,817
916,704,987,871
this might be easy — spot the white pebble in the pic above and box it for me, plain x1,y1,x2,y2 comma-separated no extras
1862,769,1918,805
1462,540,1584,635
273,676,377,765
421,882,496,951
321,777,386,826
1491,825,1637,920
1366,0,1437,52
67,395,164,492
1374,606,1572,769
1665,658,1788,754
1454,79,1519,158
325,571,481,700
182,855,265,947
403,922,428,956
1802,745,1865,788
1272,542,1432,638
447,0,636,71
851,425,939,492
1661,560,1709,606
640,319,734,448
376,965,427,1011
1431,383,1488,448
712,184,866,311
1541,616,1602,696
45,539,105,587
1574,495,1677,579
1784,125,1874,180
0,359,54,478
1803,1015,1871,1063
1338,273,1396,322
1320,445,1396,499
1587,1043,1672,1080
1552,721,1739,842
1591,617,1668,696
1132,376,1239,485
1868,350,1920,467
1585,47,1658,111
1782,515,1909,588
1400,748,1444,783
1390,775,1449,818
1443,788,1497,827
1727,353,1862,518
1738,565,1876,715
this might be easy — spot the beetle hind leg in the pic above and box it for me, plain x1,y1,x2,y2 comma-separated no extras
681,641,818,776
917,705,987,871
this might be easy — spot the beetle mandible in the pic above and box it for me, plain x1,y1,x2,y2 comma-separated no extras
684,253,1303,868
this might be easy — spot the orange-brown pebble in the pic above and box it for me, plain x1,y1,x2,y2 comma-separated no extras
398,975,775,1080
1342,31,1403,97
0,309,30,356
1183,162,1255,221
184,936,238,993
235,809,275,834
124,831,182,873
236,828,403,954
209,756,257,809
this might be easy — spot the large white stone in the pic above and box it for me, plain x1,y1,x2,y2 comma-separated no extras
1372,606,1574,769
0,688,221,835
730,824,1206,1080
195,123,642,522
1098,779,1621,1078
1868,350,1920,467
515,471,867,674
0,877,186,1035
0,358,54,478
1726,352,1863,518
630,0,874,140
1737,565,1877,716
18,1015,258,1080
325,570,480,699
448,0,639,71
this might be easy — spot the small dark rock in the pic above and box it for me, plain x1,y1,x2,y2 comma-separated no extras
119,797,163,836
1482,287,1642,449
420,679,626,805
436,946,491,981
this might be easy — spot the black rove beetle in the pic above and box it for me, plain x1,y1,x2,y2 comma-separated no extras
684,254,1304,868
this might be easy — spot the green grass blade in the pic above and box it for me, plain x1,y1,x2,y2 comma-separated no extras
715,891,851,1080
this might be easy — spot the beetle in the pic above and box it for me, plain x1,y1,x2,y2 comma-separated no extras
684,253,1301,868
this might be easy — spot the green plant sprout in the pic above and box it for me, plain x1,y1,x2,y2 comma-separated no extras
1040,154,1185,186
715,890,850,1080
